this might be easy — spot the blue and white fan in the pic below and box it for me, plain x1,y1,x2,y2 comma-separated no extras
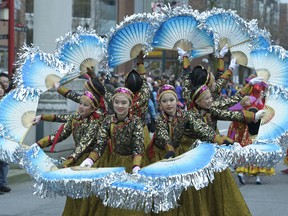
0,90,39,142
203,9,253,66
256,87,288,145
229,22,271,68
250,46,288,87
139,143,226,190
56,26,106,76
0,137,22,164
15,45,69,93
107,13,156,67
152,13,214,58
23,144,126,198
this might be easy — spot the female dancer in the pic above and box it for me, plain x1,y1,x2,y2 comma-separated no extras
149,84,251,216
34,89,107,216
104,51,151,149
227,81,274,184
34,90,102,168
148,84,234,163
80,87,150,216
177,47,263,108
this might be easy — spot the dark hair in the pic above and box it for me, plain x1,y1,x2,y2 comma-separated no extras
189,65,208,87
0,73,10,79
84,78,105,105
125,69,143,93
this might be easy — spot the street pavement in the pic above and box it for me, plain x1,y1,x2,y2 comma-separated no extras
0,121,287,216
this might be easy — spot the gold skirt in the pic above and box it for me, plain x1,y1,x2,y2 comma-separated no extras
63,148,151,216
236,166,275,176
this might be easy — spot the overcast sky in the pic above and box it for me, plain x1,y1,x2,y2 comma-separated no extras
281,0,288,3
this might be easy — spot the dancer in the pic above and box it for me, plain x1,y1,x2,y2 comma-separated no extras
228,80,274,184
148,84,234,163
33,89,107,216
148,84,251,216
177,47,263,108
105,51,151,149
34,90,102,167
80,87,149,216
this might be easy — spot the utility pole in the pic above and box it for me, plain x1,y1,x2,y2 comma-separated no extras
8,0,14,78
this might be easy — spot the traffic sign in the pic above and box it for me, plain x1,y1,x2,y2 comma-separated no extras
14,26,28,32
0,34,8,39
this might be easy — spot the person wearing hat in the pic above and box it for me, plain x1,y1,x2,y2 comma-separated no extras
227,81,274,185
146,84,251,216
34,90,103,167
80,87,148,216
33,76,108,126
33,90,110,216
104,51,151,149
148,84,236,161
177,47,263,110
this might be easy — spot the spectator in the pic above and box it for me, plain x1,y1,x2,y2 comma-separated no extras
0,82,11,195
0,73,11,92
175,80,185,108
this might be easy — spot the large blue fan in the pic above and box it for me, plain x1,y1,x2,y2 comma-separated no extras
204,9,253,66
256,88,288,145
107,14,155,67
15,46,69,92
56,27,106,75
152,15,214,58
0,137,22,164
24,144,126,198
0,90,39,142
250,46,288,87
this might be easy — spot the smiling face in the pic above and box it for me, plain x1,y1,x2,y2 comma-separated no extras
196,90,213,110
113,95,131,119
77,99,95,118
159,92,177,116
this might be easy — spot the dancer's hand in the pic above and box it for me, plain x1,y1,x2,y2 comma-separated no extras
165,151,175,159
177,47,188,57
229,58,237,71
32,115,41,126
254,110,266,122
132,165,141,174
222,140,234,146
219,44,229,58
80,158,94,168
249,77,264,85
54,82,60,90
62,157,75,168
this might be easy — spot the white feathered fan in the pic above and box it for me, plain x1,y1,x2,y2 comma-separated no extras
14,45,71,93
55,26,106,78
0,90,39,142
152,7,214,58
250,46,288,87
107,13,156,67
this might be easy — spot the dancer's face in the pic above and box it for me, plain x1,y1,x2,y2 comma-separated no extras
78,100,95,118
159,92,177,116
196,91,213,110
113,95,131,118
